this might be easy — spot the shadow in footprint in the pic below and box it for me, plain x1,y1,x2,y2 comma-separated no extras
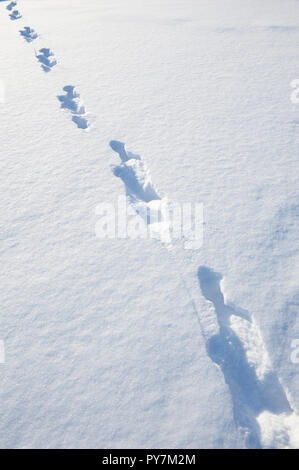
9,10,22,20
36,48,57,72
57,86,89,130
110,140,141,163
197,266,292,448
58,86,85,114
110,140,161,203
20,27,38,43
72,115,88,129
6,2,17,11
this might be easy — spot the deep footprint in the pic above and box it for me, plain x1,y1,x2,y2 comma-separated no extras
110,140,160,204
109,141,174,244
198,266,293,448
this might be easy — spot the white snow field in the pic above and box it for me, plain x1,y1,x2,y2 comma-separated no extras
0,0,299,449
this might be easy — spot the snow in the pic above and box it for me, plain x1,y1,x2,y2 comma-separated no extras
0,0,298,449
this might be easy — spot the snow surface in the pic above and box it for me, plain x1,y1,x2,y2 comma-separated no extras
0,0,299,449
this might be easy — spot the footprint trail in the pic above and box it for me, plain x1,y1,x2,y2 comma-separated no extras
110,140,299,448
3,0,87,132
2,0,298,447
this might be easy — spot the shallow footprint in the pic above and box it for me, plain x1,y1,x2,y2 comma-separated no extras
57,86,89,130
58,86,85,113
9,10,22,20
20,27,38,43
72,115,88,129
7,1,17,11
36,48,57,72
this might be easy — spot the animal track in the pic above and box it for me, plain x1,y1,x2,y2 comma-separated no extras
71,115,89,129
4,0,297,447
7,1,17,11
57,86,89,130
9,9,21,20
5,5,86,131
110,141,160,204
197,266,298,448
36,48,57,72
20,27,38,43
110,141,172,243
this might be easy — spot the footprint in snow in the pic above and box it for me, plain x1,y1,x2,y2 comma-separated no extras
110,140,160,204
9,10,22,20
110,141,173,244
57,86,89,130
7,1,17,11
20,27,38,43
36,48,57,72
198,266,295,448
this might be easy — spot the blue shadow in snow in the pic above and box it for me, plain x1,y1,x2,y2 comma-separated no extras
9,10,21,20
57,86,89,130
20,27,38,43
36,48,57,72
6,1,16,10
197,266,292,448
110,140,161,204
